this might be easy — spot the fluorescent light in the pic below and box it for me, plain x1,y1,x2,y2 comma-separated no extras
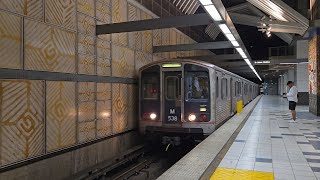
231,41,239,47
241,54,247,59
244,58,251,65
162,63,182,68
219,24,231,34
236,48,244,54
199,0,213,5
249,64,254,70
204,5,222,21
299,62,308,64
279,63,298,65
226,33,236,41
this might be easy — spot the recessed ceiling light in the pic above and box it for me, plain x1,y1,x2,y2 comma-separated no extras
226,33,236,41
219,24,231,34
231,41,239,47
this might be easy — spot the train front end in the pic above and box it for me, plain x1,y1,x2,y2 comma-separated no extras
139,61,215,144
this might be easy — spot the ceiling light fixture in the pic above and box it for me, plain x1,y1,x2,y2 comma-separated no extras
204,5,222,21
226,33,236,41
219,24,231,34
199,0,213,6
231,40,239,47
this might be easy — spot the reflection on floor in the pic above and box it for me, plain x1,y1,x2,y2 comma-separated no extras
213,96,320,180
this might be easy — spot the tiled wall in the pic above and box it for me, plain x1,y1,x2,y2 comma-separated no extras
0,0,213,168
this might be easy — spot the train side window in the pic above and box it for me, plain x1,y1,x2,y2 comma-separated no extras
221,78,227,99
216,77,219,98
166,76,179,100
143,76,159,99
235,82,238,96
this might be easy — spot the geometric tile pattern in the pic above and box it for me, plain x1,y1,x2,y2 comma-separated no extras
46,81,76,152
96,0,111,23
135,51,152,74
112,0,128,46
45,0,76,30
24,19,76,73
78,54,95,75
77,0,95,17
78,82,96,123
142,30,152,53
97,57,111,76
78,121,96,143
78,34,95,55
0,80,44,166
78,13,95,36
153,29,162,46
112,45,135,78
96,38,111,59
0,12,21,69
78,82,95,102
96,83,112,136
0,0,43,20
112,83,128,134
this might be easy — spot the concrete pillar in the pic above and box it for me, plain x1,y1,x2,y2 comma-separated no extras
284,73,288,93
278,78,281,95
297,63,309,105
280,76,284,96
309,0,320,115
288,69,295,82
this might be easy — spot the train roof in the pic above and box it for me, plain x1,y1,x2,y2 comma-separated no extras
139,59,258,85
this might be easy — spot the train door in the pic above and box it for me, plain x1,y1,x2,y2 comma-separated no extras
163,71,182,125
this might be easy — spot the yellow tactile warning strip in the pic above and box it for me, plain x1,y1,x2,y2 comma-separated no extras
210,168,274,180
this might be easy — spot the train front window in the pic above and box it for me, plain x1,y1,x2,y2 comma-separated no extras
166,76,180,100
185,72,209,100
143,76,159,99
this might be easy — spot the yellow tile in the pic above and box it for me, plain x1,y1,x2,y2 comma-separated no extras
78,54,95,75
96,39,111,59
78,82,95,102
78,121,96,142
0,0,43,20
112,83,128,134
135,51,152,73
97,83,111,101
211,168,274,180
78,34,95,55
77,0,95,17
112,45,135,78
45,0,76,29
97,57,111,76
96,0,111,23
78,13,95,36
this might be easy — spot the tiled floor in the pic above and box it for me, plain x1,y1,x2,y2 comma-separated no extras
215,96,320,180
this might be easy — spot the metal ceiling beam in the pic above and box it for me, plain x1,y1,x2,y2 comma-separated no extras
96,13,212,35
215,61,247,66
153,41,233,53
178,54,242,61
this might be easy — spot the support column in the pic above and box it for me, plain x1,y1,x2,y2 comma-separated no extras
309,0,320,115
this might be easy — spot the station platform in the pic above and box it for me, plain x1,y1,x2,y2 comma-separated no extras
159,96,320,180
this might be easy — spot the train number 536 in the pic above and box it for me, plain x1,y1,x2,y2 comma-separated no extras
168,116,178,121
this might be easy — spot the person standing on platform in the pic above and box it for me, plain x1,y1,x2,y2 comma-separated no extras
286,81,298,122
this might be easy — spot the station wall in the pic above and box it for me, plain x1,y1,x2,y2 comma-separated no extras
0,0,213,178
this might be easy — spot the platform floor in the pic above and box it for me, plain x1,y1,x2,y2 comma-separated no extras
213,96,320,180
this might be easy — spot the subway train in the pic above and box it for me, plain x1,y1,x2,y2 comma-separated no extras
139,60,259,144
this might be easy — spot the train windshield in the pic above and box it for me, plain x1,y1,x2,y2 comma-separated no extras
185,72,209,100
143,75,159,99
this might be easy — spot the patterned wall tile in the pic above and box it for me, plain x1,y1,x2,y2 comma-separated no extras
111,0,128,46
97,57,111,76
0,80,44,165
78,102,96,122
162,29,170,46
78,121,96,142
46,81,76,152
78,54,95,75
78,34,95,55
78,13,95,36
78,0,95,17
0,0,43,20
128,3,139,49
78,82,95,102
96,38,111,59
96,21,111,41
97,100,112,138
0,11,21,69
135,51,152,73
96,0,111,23
97,83,111,101
112,84,128,134
24,19,76,73
45,0,76,30
153,29,161,46
142,30,152,53
99,0,111,7
127,85,137,130
112,45,135,78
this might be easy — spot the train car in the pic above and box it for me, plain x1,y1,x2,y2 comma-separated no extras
139,59,259,144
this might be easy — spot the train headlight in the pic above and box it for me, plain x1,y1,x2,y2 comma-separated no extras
150,113,157,120
188,114,196,121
